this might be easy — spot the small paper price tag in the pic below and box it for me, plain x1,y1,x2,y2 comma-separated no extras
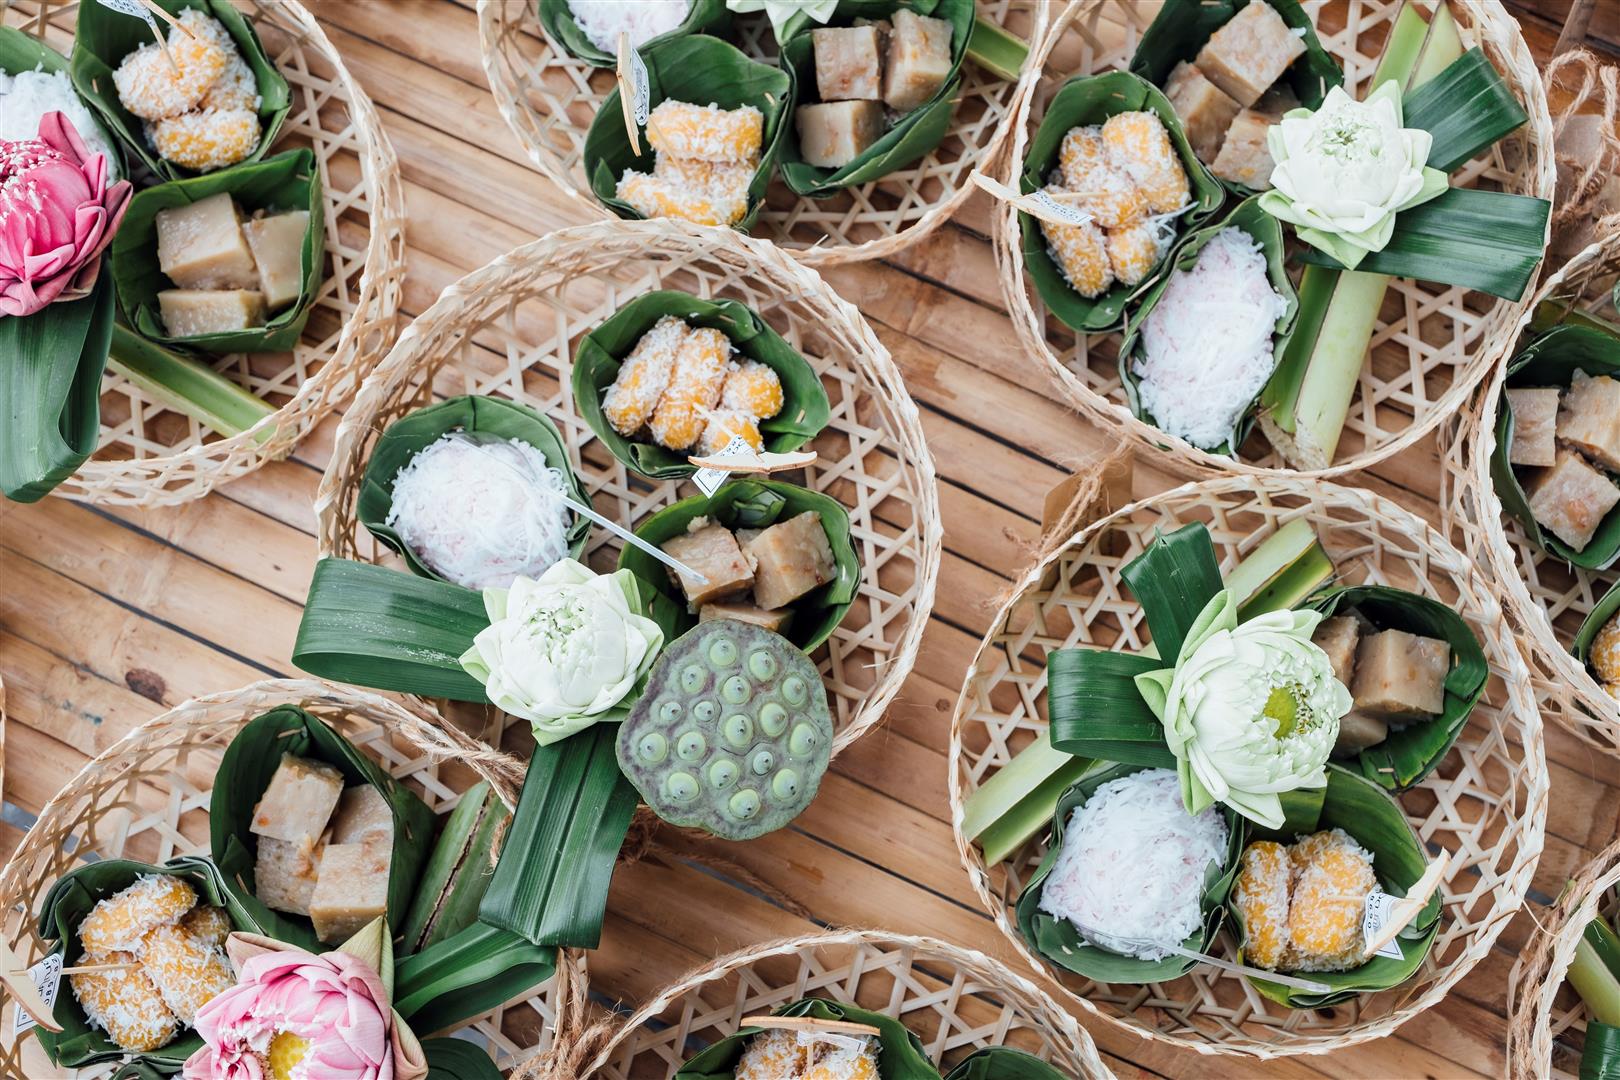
970,173,1095,228
692,436,753,497
1361,890,1407,960
617,33,651,154
11,954,62,1035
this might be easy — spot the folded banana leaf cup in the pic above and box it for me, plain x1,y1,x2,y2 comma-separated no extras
619,478,861,653
356,395,592,581
69,0,290,181
943,1047,1072,1080
1019,71,1224,333
1013,761,1244,985
1231,763,1442,1008
34,856,267,1073
109,148,324,354
572,292,830,480
775,0,974,196
584,35,793,232
537,0,730,67
674,997,939,1080
1117,195,1297,455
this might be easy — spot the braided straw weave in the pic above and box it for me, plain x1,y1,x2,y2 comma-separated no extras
1443,235,1620,752
1,0,406,506
990,0,1555,480
315,217,940,759
0,678,584,1078
1506,833,1620,1079
528,929,1110,1080
949,476,1547,1057
477,0,1043,266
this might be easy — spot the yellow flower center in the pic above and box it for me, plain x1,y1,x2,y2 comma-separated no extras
266,1031,312,1080
1264,685,1299,738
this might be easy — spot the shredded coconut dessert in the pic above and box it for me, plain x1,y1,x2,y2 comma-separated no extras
567,0,692,53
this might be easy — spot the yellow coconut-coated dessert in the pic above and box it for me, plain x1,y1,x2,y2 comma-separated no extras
140,922,235,1025
1230,839,1292,970
1057,125,1106,188
79,874,197,957
1591,610,1620,686
1101,110,1190,214
646,100,764,164
112,19,227,121
604,315,688,436
735,1028,881,1080
70,951,180,1053
1231,828,1378,974
648,327,731,451
698,409,764,456
1039,207,1113,299
180,903,231,949
1106,220,1166,287
150,109,261,173
721,360,785,420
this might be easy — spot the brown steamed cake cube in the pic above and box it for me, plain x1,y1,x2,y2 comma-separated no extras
1333,711,1389,756
1210,88,1296,188
1165,61,1241,162
662,522,755,607
155,192,258,290
254,834,323,916
796,100,885,169
1527,450,1620,551
241,210,310,311
1310,615,1360,687
309,842,389,943
882,8,953,112
813,25,883,101
699,601,793,633
746,511,836,611
252,754,345,841
1506,387,1560,467
157,289,266,337
1194,1,1307,107
331,784,393,856
1350,629,1451,720
1558,371,1620,471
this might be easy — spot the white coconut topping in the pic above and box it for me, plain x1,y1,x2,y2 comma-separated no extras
567,0,693,53
385,431,575,591
1131,226,1288,451
0,67,121,179
1037,768,1228,961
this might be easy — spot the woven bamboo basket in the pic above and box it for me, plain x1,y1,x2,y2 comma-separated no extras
315,217,939,759
2,0,406,506
477,0,1042,266
0,678,585,1078
948,475,1547,1058
991,0,1555,480
1443,235,1620,753
1506,832,1620,1079
529,930,1110,1080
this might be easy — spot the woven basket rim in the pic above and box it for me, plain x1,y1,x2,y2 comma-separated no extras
988,0,1557,481
947,472,1548,1058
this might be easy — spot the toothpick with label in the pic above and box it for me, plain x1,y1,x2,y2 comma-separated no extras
616,32,651,157
1361,850,1449,961
0,939,63,1035
970,172,1096,229
96,0,196,73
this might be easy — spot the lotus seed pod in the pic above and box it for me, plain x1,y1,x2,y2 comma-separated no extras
617,620,833,841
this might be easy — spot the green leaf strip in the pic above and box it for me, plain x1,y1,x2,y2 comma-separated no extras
1046,650,1170,766
1401,47,1528,173
1119,522,1225,665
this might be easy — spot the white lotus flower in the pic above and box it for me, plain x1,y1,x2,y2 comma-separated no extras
460,559,664,745
725,0,838,39
1258,81,1448,269
1135,590,1351,829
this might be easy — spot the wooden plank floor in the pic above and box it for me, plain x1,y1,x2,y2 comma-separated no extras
0,2,1612,1076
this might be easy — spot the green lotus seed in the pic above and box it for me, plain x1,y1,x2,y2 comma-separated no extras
723,713,754,748
782,675,808,706
677,731,707,761
709,759,740,789
658,700,683,725
637,732,668,763
772,769,800,801
747,650,777,682
721,674,751,706
728,789,762,820
751,748,775,775
666,772,700,802
680,664,708,694
789,723,819,757
708,637,738,667
692,699,719,723
759,702,788,737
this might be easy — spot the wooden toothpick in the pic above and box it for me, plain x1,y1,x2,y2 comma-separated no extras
616,32,643,156
686,448,818,474
1361,850,1450,961
740,1015,882,1038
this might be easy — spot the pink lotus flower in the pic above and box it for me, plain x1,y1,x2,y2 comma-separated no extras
0,111,131,318
183,932,426,1080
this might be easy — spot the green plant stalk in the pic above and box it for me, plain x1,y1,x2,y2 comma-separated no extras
1573,933,1620,1027
1225,518,1335,619
107,324,276,442
966,15,1027,82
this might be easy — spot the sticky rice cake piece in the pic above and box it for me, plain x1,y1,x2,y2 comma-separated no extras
1506,387,1560,467
1194,1,1307,107
251,754,344,841
663,522,755,607
1558,371,1620,471
1527,450,1620,551
813,25,883,101
1310,615,1361,687
330,784,393,854
309,843,389,943
882,8,953,111
240,210,309,311
699,602,793,633
746,512,836,611
1334,711,1390,755
1210,89,1296,188
1350,629,1451,720
158,289,266,337
155,191,258,289
254,834,323,916
1165,61,1241,162
796,100,885,168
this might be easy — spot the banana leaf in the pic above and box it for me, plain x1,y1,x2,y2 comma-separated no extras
1576,580,1620,679
943,1047,1071,1080
1401,47,1527,173
108,149,324,353
1117,196,1298,455
209,705,437,953
0,272,115,503
572,291,830,479
1585,1024,1620,1080
422,1038,504,1080
618,479,860,652
537,0,730,67
1130,0,1342,110
294,557,493,702
394,922,558,1036
357,395,591,585
1019,71,1225,333
34,856,267,1073
776,0,973,195
400,781,510,953
584,35,793,232
0,26,124,174
1013,762,1244,984
69,0,290,181
477,725,638,949
1491,324,1620,568
674,997,939,1080
1232,763,1441,1008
